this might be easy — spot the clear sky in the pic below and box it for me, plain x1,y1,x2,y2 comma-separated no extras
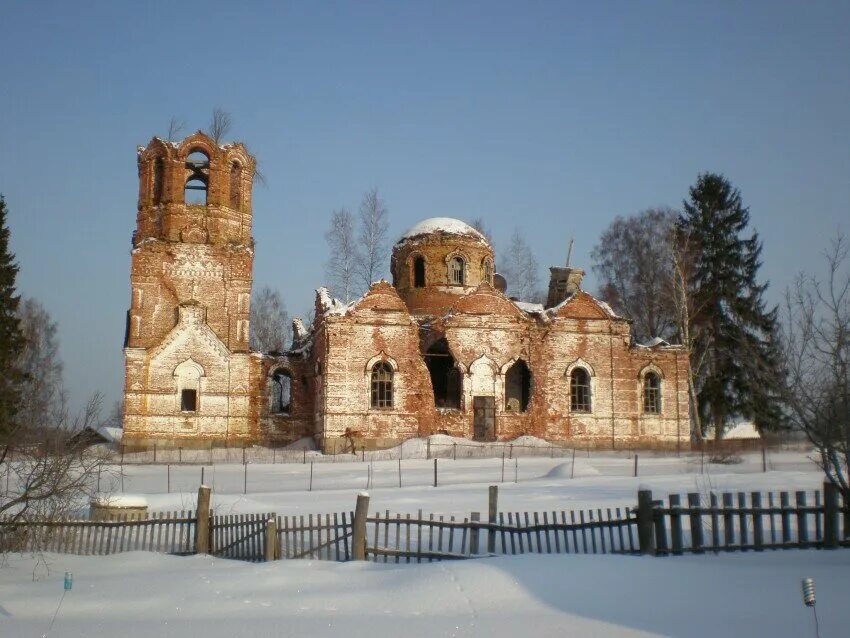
1,1,848,413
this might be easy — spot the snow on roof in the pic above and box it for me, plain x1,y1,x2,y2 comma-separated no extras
514,301,545,314
316,287,354,316
398,218,488,244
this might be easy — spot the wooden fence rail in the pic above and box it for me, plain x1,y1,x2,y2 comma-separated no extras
636,482,848,556
0,511,196,556
2,483,846,563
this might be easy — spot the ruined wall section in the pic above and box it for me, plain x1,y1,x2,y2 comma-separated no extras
432,284,536,438
127,242,252,351
538,292,690,446
252,353,315,445
315,282,433,451
124,304,254,445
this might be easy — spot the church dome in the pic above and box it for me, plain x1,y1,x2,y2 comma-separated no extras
392,217,495,317
397,217,489,246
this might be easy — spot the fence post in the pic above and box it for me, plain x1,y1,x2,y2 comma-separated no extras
687,492,703,553
427,438,431,459
433,459,438,487
195,485,211,554
634,454,638,478
265,517,277,562
824,481,839,549
470,512,480,555
488,485,498,553
636,489,656,555
352,492,370,560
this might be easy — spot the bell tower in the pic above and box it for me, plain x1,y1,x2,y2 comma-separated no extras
123,132,258,445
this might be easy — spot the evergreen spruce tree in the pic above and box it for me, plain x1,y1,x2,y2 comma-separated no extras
0,196,25,439
679,174,783,439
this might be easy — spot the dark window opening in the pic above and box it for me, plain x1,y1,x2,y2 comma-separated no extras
644,372,662,414
229,161,242,209
483,259,493,284
181,388,197,412
449,257,465,285
153,157,164,204
270,369,292,414
413,256,426,288
505,359,531,412
371,362,393,409
570,368,591,412
425,339,461,409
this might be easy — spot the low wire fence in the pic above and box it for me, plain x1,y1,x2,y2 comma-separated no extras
112,436,795,466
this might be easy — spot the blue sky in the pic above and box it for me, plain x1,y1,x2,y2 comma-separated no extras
1,1,848,412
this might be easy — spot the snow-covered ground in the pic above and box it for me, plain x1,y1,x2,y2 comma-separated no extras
1,550,846,637
2,448,842,637
99,449,824,518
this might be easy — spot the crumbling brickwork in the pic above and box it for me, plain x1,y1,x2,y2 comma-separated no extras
123,136,690,451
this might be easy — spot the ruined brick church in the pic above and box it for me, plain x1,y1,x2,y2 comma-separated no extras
123,133,690,451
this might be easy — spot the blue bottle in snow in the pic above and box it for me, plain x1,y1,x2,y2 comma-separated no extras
64,572,73,591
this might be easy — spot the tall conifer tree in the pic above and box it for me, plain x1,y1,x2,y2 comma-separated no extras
0,196,25,439
679,174,782,439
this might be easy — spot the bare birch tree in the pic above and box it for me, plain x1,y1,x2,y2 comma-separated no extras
355,188,389,290
324,208,358,302
166,117,184,141
209,108,232,143
670,228,710,440
470,217,494,246
591,208,678,342
250,286,291,353
780,233,850,498
15,298,66,432
501,228,540,301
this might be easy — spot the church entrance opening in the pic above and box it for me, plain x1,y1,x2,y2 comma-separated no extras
473,396,496,441
424,338,461,409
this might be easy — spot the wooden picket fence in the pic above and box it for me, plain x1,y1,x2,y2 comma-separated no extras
276,512,355,561
2,483,847,563
637,484,850,555
210,513,274,562
0,511,197,556
365,507,637,562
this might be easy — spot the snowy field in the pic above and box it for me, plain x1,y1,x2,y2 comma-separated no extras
1,550,847,637
98,449,825,518
3,448,845,637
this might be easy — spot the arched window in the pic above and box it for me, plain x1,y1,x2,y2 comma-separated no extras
448,256,465,285
153,157,165,204
483,258,493,285
570,368,591,412
413,256,426,288
185,149,209,205
229,161,242,209
643,372,662,414
370,361,393,409
174,359,203,414
505,359,531,412
270,369,292,415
